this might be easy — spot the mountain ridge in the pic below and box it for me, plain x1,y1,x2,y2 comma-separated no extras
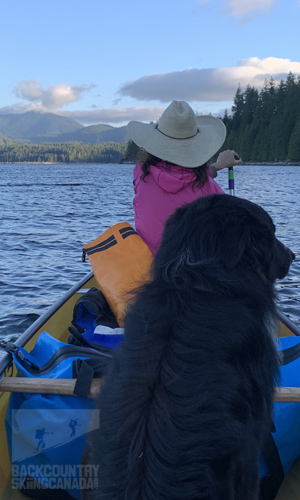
0,111,129,144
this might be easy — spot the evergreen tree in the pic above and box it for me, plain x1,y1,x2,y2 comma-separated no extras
231,85,244,131
124,140,139,162
288,118,300,160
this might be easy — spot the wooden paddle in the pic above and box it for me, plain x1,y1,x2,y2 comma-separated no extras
0,377,299,402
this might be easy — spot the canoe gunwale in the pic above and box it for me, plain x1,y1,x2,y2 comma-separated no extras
0,270,94,376
277,308,300,336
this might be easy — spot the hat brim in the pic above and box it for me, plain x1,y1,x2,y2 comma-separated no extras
127,115,226,168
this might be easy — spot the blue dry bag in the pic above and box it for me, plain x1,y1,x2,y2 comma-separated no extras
260,336,300,499
68,287,124,351
4,331,111,500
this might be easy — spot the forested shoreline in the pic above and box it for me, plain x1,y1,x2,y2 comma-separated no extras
1,74,300,164
0,139,127,164
221,73,300,162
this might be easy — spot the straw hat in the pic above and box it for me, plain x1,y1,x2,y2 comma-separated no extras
127,100,226,168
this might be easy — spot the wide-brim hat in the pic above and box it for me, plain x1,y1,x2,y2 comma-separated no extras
127,100,226,168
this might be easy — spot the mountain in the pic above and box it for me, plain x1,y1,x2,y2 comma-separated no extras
0,112,130,144
0,111,82,139
30,124,130,144
0,134,16,146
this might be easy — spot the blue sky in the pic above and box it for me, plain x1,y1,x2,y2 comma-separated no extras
1,0,300,127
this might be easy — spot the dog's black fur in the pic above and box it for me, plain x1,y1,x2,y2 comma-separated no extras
84,194,295,500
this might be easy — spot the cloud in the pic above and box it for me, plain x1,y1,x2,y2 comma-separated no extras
118,57,300,103
13,79,96,110
224,0,276,21
14,79,44,101
0,102,164,126
196,0,279,22
59,106,165,126
0,101,46,115
196,0,210,6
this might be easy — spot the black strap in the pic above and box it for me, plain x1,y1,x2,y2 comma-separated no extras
21,475,73,499
70,287,118,330
72,357,108,397
68,325,115,356
260,430,285,500
281,343,300,365
68,325,87,346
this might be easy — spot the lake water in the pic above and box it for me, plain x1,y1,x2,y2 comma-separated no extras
0,163,300,338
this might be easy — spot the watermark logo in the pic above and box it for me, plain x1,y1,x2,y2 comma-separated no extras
10,408,100,492
11,464,99,490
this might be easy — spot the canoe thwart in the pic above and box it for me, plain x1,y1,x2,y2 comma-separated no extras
0,378,299,402
275,386,300,402
0,377,103,398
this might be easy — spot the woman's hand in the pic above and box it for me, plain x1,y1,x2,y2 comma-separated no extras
213,150,242,172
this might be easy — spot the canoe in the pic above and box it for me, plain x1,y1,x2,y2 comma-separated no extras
1,270,300,499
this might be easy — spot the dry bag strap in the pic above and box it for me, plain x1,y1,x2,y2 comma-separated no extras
260,429,284,500
82,225,139,262
72,357,109,397
281,343,300,365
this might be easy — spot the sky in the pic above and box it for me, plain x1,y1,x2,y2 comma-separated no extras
1,0,300,127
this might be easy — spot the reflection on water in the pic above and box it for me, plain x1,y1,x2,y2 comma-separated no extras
0,163,299,337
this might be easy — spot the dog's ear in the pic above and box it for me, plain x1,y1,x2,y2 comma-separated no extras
218,210,276,274
219,222,252,269
219,212,294,282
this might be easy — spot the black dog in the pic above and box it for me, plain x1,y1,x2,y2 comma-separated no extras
84,194,295,500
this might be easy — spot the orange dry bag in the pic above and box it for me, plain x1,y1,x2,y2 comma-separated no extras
82,222,153,326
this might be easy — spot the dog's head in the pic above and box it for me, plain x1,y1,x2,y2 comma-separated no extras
155,194,295,287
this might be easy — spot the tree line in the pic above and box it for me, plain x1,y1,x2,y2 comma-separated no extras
0,140,127,164
222,73,300,162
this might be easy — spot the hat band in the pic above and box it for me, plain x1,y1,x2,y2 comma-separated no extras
155,123,200,140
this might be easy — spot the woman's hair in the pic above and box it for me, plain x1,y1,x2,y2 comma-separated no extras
137,151,209,189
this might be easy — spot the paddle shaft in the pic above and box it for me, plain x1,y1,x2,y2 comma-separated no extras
228,155,241,196
228,166,235,196
0,377,299,402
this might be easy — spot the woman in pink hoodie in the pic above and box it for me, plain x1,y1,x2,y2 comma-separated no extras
127,101,241,255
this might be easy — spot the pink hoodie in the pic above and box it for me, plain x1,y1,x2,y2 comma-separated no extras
133,161,224,255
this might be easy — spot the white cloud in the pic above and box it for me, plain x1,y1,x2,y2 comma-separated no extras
13,79,96,110
59,106,165,126
0,101,46,115
118,57,300,103
237,56,300,73
223,0,276,22
14,79,44,101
